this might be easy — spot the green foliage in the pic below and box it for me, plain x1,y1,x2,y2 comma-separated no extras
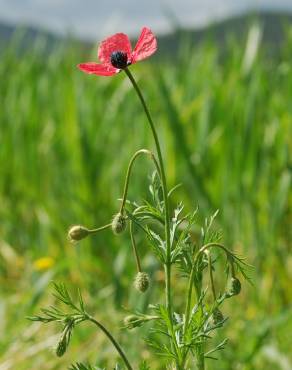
0,27,291,369
27,62,251,367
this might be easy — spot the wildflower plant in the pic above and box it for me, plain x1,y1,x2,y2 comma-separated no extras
30,27,250,369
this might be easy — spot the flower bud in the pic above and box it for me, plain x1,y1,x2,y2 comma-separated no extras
68,225,90,243
212,308,224,325
226,277,241,297
111,213,127,235
55,332,67,357
134,272,150,293
123,315,143,329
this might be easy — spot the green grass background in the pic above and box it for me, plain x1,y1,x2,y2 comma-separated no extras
0,26,291,369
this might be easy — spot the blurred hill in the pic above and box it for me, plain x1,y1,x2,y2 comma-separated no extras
0,21,66,52
0,11,292,53
159,11,292,55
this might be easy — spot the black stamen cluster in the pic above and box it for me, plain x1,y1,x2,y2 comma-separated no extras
110,51,128,69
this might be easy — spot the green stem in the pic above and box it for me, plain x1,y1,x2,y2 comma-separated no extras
181,260,196,368
124,68,172,307
194,276,205,370
195,243,235,272
182,243,234,368
191,242,236,369
183,260,196,337
87,315,133,370
130,220,142,272
206,250,216,301
182,255,205,369
119,149,160,214
197,242,231,256
89,224,112,233
124,68,180,363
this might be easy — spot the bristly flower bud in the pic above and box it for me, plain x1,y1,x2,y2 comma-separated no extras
212,308,224,325
134,272,150,293
226,277,241,297
112,213,127,235
68,225,90,243
55,332,67,357
123,315,143,329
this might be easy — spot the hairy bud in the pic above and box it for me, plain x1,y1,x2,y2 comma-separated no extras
212,308,224,325
226,277,241,297
112,213,127,235
68,225,90,243
55,332,67,357
134,272,150,293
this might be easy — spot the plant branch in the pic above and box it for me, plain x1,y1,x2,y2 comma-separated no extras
86,314,133,370
124,68,181,365
130,220,142,272
119,149,160,214
206,250,216,301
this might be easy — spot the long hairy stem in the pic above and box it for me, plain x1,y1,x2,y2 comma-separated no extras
207,250,217,300
119,149,160,214
182,253,205,369
194,278,205,370
130,220,142,272
124,68,182,365
87,315,133,370
181,259,196,368
124,69,171,305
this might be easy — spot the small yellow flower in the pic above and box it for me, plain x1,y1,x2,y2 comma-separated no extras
33,257,55,271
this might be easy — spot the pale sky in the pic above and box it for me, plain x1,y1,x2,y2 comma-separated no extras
0,0,291,39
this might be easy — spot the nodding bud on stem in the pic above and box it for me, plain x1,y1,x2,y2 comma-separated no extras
134,272,150,293
226,277,241,297
55,332,67,357
212,308,224,325
68,225,90,243
112,213,127,235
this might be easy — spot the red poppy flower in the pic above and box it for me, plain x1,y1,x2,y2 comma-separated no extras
78,27,157,76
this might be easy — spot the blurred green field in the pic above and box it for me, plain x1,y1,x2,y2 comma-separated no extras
0,26,291,369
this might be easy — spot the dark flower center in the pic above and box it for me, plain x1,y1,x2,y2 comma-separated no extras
110,51,129,69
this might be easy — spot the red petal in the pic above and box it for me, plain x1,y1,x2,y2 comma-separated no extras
98,33,132,65
78,62,117,76
131,27,157,63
